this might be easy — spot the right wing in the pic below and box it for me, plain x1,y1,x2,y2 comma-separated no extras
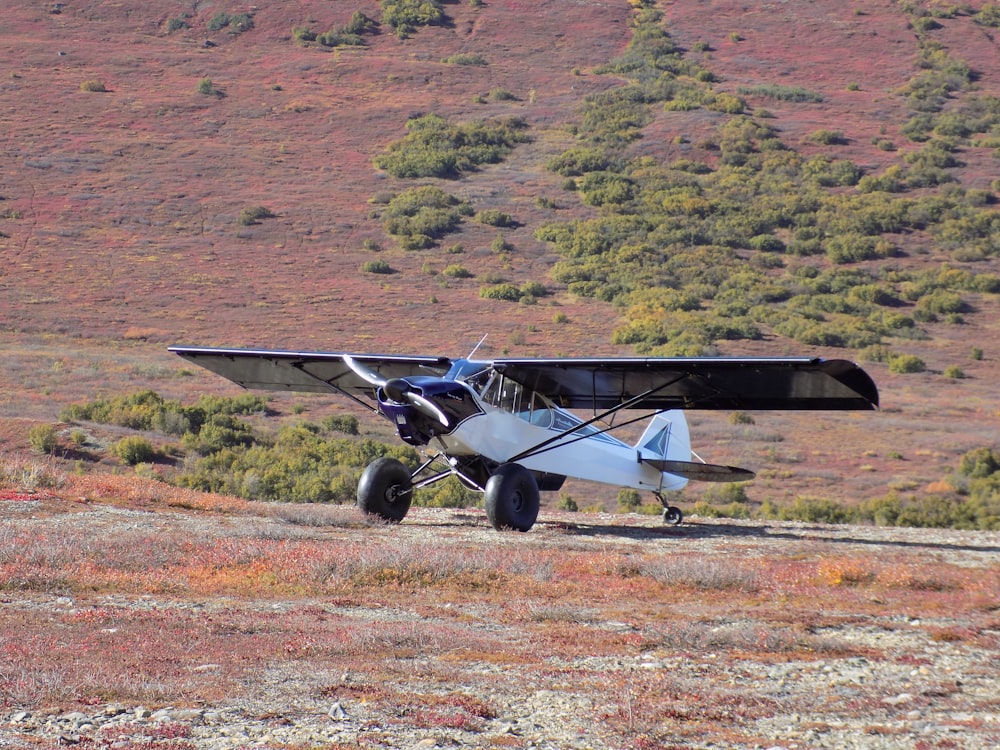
169,346,453,396
491,356,879,411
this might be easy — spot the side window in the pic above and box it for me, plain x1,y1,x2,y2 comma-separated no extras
481,374,501,406
528,391,553,428
499,378,523,414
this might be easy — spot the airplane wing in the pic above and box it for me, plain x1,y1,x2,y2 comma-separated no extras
169,346,453,396
491,357,879,411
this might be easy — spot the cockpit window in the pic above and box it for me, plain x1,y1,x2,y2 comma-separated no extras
481,374,622,445
447,360,493,394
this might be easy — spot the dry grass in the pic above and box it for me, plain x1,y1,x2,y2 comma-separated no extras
1,472,997,746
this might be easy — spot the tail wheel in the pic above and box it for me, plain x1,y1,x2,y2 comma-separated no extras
484,463,540,532
357,457,413,523
663,505,684,525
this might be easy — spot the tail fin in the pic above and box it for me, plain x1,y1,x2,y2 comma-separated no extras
635,410,691,463
636,410,756,483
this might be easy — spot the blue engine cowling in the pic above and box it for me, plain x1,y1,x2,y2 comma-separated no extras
376,377,483,446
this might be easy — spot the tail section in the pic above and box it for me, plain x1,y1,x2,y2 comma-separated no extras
636,410,691,463
636,410,756,483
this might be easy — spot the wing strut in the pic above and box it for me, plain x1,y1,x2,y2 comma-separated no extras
289,361,380,415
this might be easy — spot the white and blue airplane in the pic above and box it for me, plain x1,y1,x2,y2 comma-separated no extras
170,344,878,532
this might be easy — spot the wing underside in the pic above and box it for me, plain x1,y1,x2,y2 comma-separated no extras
171,348,878,412
168,346,453,396
493,357,879,411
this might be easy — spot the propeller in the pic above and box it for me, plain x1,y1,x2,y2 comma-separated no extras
343,355,450,428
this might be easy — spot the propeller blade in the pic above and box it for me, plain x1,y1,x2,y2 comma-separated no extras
342,355,387,387
407,392,450,427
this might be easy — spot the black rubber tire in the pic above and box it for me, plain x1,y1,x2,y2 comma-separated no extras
484,463,540,532
357,457,413,523
663,505,684,526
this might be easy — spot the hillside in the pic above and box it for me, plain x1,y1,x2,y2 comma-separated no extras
1,0,999,516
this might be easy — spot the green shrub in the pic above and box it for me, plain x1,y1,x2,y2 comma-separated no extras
322,414,359,435
479,283,522,302
361,259,393,274
28,424,58,455
491,232,513,253
617,487,642,512
442,53,487,66
113,436,157,466
381,185,468,245
489,87,517,102
475,209,516,227
80,80,107,93
181,414,254,455
238,206,276,225
547,147,610,176
344,11,378,35
442,264,473,278
888,353,927,373
808,129,848,145
380,0,445,35
737,84,823,103
208,12,254,34
196,77,221,97
292,26,318,44
373,113,528,178
556,493,578,512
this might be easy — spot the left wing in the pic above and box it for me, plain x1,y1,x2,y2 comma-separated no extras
169,346,453,396
492,357,878,411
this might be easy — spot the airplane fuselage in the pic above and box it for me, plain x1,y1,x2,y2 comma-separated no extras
374,363,689,494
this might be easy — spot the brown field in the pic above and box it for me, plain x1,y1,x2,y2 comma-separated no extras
1,488,998,748
0,1,999,745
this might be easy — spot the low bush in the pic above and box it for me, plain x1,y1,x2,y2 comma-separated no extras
208,12,254,34
475,209,516,227
381,186,469,246
238,206,276,225
28,425,58,455
373,113,528,179
113,436,157,466
361,259,393,274
442,53,487,66
479,283,522,302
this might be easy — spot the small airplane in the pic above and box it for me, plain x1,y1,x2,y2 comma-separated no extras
169,343,879,532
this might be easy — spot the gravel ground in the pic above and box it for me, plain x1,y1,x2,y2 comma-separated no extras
1,502,998,749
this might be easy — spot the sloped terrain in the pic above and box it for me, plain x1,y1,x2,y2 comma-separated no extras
2,1,999,517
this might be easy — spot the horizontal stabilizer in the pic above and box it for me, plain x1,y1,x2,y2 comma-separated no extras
641,458,756,483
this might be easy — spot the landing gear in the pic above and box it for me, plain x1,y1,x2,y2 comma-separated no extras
484,463,540,532
655,491,684,526
357,457,413,523
662,505,684,526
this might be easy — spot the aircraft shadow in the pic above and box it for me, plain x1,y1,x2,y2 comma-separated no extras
536,518,1000,556
432,511,1000,556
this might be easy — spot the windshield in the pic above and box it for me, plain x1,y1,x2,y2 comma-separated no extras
445,359,492,393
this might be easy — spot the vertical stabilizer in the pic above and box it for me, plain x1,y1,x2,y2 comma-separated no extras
635,410,691,463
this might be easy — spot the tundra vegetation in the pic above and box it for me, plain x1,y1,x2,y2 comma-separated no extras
535,4,1000,358
54,390,999,530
